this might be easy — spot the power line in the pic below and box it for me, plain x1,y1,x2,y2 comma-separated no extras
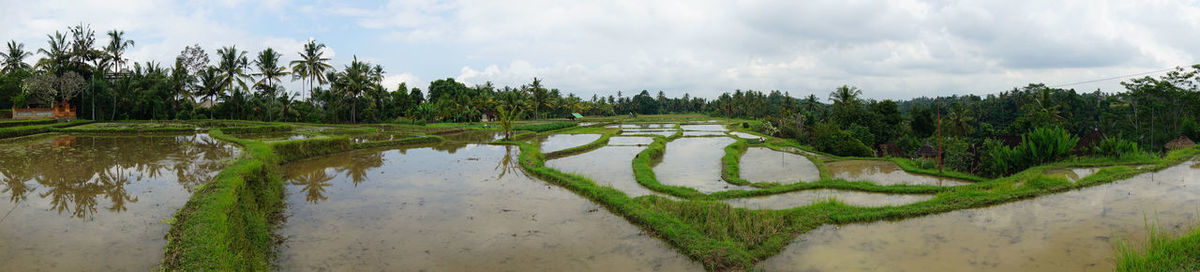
1048,67,1178,88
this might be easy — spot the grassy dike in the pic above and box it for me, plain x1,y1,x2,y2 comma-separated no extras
0,120,94,139
162,126,444,271
1116,222,1200,272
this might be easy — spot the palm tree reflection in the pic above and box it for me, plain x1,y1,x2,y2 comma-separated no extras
291,170,334,204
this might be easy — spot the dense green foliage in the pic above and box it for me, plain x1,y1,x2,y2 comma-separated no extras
983,127,1079,176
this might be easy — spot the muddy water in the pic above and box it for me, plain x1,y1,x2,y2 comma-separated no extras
608,136,654,146
548,146,658,197
537,133,601,153
1042,168,1101,182
827,160,971,186
0,134,238,271
278,144,699,271
681,131,727,137
724,189,932,209
760,159,1200,272
656,137,754,193
740,147,820,183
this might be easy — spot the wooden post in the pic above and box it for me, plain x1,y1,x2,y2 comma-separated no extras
937,96,943,173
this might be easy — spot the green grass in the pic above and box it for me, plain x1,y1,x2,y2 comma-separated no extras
516,121,578,132
0,120,94,139
1116,218,1200,272
0,118,57,128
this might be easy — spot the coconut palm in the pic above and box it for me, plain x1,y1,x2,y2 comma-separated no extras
252,48,289,91
337,56,372,123
2,41,33,74
36,32,70,74
289,40,333,100
828,85,862,105
195,67,223,118
217,46,251,118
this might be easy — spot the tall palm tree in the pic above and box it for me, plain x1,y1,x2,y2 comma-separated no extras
252,48,289,91
338,56,372,123
217,46,250,118
36,32,70,74
828,85,861,105
105,30,134,74
196,67,223,118
527,77,547,118
289,40,332,100
2,41,33,74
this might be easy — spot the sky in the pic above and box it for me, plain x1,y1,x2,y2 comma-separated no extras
2,0,1199,100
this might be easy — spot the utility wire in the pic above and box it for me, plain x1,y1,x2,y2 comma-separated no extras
1048,67,1179,88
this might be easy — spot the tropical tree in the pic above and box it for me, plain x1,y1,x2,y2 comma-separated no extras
289,40,333,99
217,46,250,117
2,41,33,74
335,56,372,123
252,48,289,91
527,77,548,118
36,32,71,74
195,67,223,118
104,30,134,74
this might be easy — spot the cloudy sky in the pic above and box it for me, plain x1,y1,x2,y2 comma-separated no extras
2,0,1198,100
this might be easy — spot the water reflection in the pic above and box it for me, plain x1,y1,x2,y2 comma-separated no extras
827,160,971,186
0,134,238,271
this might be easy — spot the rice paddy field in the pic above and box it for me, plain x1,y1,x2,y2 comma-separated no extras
0,117,1197,271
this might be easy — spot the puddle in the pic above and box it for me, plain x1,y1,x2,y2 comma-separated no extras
739,147,820,183
679,124,727,131
535,134,601,153
681,131,728,137
723,189,932,209
655,137,754,193
230,132,313,141
547,146,658,197
0,134,238,271
607,136,653,146
760,159,1200,271
278,144,699,271
827,160,971,186
1042,168,1101,182
729,132,760,139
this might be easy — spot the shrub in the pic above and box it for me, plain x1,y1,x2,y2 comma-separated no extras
516,122,576,132
982,127,1079,176
1094,135,1139,158
810,122,873,157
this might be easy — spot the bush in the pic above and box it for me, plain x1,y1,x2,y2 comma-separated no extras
940,137,975,173
1094,135,1139,158
982,127,1079,176
516,122,576,132
810,122,873,157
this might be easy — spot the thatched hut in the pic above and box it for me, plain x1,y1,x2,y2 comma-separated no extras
915,142,939,158
1165,135,1196,150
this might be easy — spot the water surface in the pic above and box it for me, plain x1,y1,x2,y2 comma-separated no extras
679,124,727,131
230,132,313,141
0,134,238,271
608,136,653,146
760,159,1200,271
279,144,699,271
723,189,932,209
739,147,820,183
547,146,657,197
537,134,601,153
655,137,753,193
827,160,971,186
1042,168,1101,182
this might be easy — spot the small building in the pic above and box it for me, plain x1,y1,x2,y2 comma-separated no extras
13,101,75,121
915,142,939,158
1165,135,1196,151
569,113,583,121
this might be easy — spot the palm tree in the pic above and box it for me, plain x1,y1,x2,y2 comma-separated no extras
252,48,289,91
105,30,134,74
828,85,861,105
217,46,250,118
338,56,372,123
527,77,548,118
196,67,223,118
2,41,33,74
289,40,333,100
945,104,976,137
36,32,70,74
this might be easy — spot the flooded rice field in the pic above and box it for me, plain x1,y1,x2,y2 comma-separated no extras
679,124,726,131
536,133,601,153
723,189,933,209
655,137,754,193
621,130,676,137
229,132,313,141
0,134,238,271
760,159,1200,271
548,146,658,197
681,131,727,137
827,160,972,186
728,132,759,139
607,136,653,146
1042,168,1101,182
739,147,820,183
278,144,699,271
